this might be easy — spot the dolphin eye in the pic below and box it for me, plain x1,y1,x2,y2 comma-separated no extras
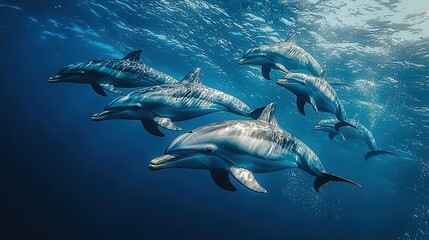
206,147,215,153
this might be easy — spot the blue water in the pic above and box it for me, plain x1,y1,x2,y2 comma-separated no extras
1,1,428,239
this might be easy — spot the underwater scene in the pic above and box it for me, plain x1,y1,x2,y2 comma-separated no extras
1,0,428,239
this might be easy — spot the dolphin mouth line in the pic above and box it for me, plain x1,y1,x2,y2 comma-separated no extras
149,153,198,170
276,79,287,85
277,78,304,86
48,74,65,82
92,109,126,121
238,55,265,65
314,125,321,130
238,58,246,65
48,71,87,82
276,79,296,87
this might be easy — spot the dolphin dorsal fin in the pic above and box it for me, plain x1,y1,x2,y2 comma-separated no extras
181,67,201,84
257,103,277,123
123,50,142,62
284,31,296,43
270,117,282,129
320,69,328,79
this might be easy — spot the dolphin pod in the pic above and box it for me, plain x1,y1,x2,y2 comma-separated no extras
49,50,179,96
92,68,264,136
315,118,397,160
50,39,396,194
239,40,394,160
150,103,360,193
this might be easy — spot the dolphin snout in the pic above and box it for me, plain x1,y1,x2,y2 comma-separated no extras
149,154,177,171
91,110,119,121
314,125,321,130
276,79,288,86
91,112,105,121
48,71,85,83
238,58,246,65
48,75,63,83
150,154,175,164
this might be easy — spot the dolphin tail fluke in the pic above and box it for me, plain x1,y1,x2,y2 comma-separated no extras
249,106,266,120
314,172,361,192
365,150,397,160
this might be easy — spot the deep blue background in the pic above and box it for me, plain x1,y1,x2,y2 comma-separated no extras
1,1,428,239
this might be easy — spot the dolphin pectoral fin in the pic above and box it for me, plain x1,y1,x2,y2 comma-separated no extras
229,167,267,193
153,117,182,131
314,172,361,192
210,169,237,192
100,82,123,94
296,97,306,115
365,150,397,160
141,119,165,137
309,97,319,115
90,83,107,96
329,133,336,140
261,66,271,80
274,63,289,73
338,132,346,141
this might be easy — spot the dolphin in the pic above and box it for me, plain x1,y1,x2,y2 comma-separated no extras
48,50,179,96
276,72,359,131
92,68,265,136
238,41,324,80
149,103,360,193
314,118,397,160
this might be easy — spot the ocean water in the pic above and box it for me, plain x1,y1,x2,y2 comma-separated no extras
1,0,428,239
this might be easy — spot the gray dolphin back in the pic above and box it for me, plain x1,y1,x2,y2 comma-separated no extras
267,41,324,77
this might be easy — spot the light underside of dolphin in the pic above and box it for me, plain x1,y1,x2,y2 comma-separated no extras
92,68,265,137
238,41,324,80
149,103,361,193
314,118,397,160
48,50,179,96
